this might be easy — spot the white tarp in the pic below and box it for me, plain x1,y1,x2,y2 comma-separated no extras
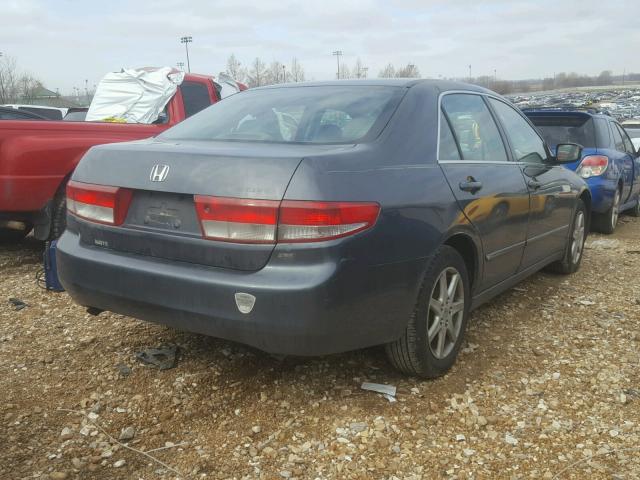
86,67,185,123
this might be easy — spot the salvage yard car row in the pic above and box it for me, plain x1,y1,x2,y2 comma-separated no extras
2,76,640,379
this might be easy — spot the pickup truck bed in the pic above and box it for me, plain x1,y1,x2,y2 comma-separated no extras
0,73,234,241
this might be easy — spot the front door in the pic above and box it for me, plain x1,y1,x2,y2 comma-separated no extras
439,93,529,291
487,97,574,268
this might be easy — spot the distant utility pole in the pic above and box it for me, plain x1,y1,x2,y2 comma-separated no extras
362,66,368,79
468,65,472,81
176,61,185,70
332,50,343,79
180,36,193,73
623,68,626,86
494,69,497,83
282,65,286,83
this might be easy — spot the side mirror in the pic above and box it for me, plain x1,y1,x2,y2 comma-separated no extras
555,143,583,163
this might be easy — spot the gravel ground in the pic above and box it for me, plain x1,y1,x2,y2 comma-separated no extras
1,216,639,480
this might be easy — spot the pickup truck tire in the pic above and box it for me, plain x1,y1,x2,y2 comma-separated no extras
385,246,470,378
628,198,640,217
592,188,620,235
0,227,31,243
49,194,67,240
547,199,587,274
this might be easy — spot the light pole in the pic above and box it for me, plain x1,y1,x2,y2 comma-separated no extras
361,66,368,79
282,65,286,83
332,50,343,79
468,64,472,82
180,36,192,73
176,61,185,71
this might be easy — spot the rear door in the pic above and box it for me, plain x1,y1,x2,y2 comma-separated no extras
612,122,638,202
439,93,529,290
487,98,574,268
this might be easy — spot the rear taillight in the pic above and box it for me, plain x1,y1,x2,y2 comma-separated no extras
194,195,380,244
576,155,608,178
278,201,380,242
194,196,279,243
66,180,133,225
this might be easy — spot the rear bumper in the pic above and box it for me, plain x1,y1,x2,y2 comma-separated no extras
56,229,423,355
585,176,617,214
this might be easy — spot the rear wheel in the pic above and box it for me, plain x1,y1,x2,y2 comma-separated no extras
385,245,470,378
547,199,587,274
593,188,620,234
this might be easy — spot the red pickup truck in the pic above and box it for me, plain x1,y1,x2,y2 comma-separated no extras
0,73,239,241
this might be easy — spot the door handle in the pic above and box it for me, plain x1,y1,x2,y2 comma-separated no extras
459,179,483,194
528,179,542,190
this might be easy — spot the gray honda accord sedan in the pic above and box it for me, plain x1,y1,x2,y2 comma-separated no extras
57,80,590,377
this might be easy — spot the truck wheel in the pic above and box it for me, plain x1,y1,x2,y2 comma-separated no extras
385,245,470,378
546,199,587,274
593,188,620,234
49,194,67,240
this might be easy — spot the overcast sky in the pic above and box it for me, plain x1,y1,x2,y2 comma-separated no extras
2,0,638,93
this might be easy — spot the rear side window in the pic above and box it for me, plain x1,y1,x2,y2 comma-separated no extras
528,115,596,148
439,111,461,160
488,99,547,164
441,94,507,162
610,122,625,151
180,81,212,118
615,123,635,154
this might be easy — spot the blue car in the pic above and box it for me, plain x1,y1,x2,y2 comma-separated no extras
57,81,590,378
525,109,640,233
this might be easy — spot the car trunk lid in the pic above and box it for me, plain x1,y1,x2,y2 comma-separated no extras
71,139,341,270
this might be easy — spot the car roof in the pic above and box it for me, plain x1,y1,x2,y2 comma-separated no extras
251,78,493,94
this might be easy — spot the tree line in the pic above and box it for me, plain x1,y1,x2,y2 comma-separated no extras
0,56,43,104
224,55,421,86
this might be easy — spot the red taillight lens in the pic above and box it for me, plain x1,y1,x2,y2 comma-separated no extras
577,155,608,178
194,195,279,243
278,201,380,242
66,180,133,225
193,195,380,244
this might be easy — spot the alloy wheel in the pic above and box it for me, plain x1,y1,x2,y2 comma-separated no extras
427,267,465,359
571,210,585,264
611,190,620,230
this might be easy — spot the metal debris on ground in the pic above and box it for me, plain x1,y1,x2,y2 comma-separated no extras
135,345,178,370
8,297,27,311
361,382,397,397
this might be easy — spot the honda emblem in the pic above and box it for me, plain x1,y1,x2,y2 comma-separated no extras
150,164,170,182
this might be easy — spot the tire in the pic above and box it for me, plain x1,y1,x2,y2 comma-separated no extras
0,227,31,243
385,245,471,378
546,199,587,274
48,193,67,240
628,198,640,217
592,188,620,234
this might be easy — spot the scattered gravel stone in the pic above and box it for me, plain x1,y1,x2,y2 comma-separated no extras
119,426,135,441
113,459,126,468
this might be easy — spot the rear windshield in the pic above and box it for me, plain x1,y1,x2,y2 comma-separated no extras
528,115,596,148
160,86,405,144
